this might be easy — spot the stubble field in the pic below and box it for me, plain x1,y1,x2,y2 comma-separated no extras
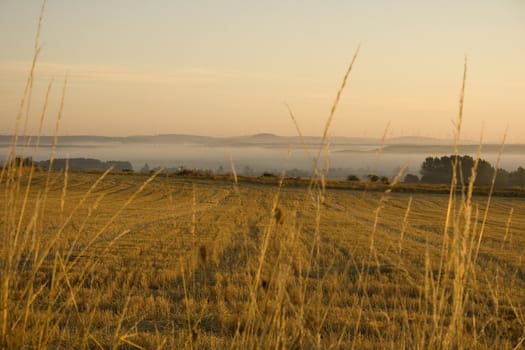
2,169,525,349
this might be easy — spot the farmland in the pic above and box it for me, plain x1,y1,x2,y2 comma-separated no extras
2,170,525,349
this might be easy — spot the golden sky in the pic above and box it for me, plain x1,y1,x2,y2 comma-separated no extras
0,0,524,142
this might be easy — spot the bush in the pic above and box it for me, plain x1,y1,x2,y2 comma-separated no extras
347,175,360,182
404,174,420,183
261,172,277,178
367,174,379,182
380,176,390,185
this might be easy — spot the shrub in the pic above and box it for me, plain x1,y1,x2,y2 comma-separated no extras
404,173,420,183
367,174,379,182
261,172,276,178
347,174,360,182
380,176,390,185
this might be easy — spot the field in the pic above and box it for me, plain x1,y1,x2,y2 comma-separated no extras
2,169,525,349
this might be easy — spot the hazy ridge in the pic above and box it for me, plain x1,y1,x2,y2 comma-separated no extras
3,134,523,178
1,133,521,151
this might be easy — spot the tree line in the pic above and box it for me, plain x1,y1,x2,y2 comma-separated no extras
416,155,524,187
10,157,133,172
347,155,525,188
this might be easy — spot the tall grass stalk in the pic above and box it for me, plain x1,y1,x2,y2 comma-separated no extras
0,4,161,348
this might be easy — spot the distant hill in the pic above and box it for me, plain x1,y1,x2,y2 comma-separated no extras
386,136,459,145
0,134,522,150
382,144,525,154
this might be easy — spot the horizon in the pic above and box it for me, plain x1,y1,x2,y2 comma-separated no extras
1,1,524,143
2,131,524,177
1,131,523,147
0,131,510,141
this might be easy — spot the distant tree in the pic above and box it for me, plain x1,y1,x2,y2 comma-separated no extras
420,155,495,185
261,172,276,178
420,156,458,184
404,173,420,183
509,166,525,186
475,159,495,185
14,156,33,167
380,176,390,185
495,168,510,188
367,174,379,183
38,158,104,170
347,174,360,182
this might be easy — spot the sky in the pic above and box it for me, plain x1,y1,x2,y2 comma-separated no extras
0,0,524,142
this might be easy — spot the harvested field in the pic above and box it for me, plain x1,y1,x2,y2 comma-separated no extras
2,170,525,348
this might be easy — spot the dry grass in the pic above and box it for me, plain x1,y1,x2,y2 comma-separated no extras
1,169,524,349
2,6,525,348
